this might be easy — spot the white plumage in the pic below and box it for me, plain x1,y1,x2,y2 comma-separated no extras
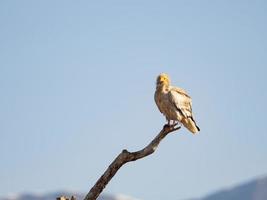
154,73,200,134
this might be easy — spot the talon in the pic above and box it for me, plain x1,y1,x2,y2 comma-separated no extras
163,124,170,129
173,120,180,126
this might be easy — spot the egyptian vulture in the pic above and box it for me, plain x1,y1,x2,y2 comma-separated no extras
154,73,200,134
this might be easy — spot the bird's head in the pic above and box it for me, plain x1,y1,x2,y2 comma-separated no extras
156,73,170,88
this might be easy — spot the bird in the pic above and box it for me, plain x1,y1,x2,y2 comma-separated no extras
154,73,200,134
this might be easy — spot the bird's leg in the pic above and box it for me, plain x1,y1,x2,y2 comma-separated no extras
173,120,180,126
164,119,181,130
169,120,177,126
166,118,171,126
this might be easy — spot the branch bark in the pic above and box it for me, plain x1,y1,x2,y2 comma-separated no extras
84,124,181,200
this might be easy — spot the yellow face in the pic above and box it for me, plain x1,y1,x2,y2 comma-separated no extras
156,73,170,86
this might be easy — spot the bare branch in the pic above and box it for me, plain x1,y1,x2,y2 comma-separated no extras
83,124,181,200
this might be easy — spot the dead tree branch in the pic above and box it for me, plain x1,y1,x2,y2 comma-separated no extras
84,124,181,200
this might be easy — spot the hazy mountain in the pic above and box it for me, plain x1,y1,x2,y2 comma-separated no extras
192,176,267,200
2,176,267,200
0,191,138,200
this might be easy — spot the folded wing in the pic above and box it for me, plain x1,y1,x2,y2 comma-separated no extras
169,87,200,134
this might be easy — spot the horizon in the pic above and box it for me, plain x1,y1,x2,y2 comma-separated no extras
1,174,267,199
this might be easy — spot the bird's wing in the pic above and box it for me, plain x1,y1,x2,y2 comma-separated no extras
168,86,192,118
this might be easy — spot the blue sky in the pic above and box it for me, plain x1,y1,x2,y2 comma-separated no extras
1,1,267,199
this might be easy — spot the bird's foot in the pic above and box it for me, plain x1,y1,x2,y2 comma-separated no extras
164,121,180,130
164,124,171,129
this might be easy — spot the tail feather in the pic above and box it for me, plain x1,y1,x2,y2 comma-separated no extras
181,117,200,134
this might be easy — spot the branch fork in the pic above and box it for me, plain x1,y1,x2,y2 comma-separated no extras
84,124,181,200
